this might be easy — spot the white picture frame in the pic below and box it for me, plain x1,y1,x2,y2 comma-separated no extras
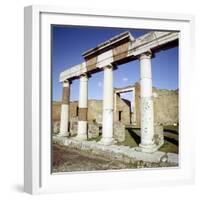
24,5,195,194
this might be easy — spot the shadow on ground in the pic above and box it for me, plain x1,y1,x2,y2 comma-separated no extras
118,127,178,154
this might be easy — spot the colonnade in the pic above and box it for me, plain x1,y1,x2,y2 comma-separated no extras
59,51,156,152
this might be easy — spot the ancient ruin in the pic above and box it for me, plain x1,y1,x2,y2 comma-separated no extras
55,31,179,155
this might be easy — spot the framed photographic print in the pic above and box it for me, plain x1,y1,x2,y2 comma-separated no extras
24,5,195,194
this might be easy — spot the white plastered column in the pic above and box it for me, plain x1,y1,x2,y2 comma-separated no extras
138,52,157,153
59,80,70,136
132,88,136,125
99,64,115,145
76,74,88,140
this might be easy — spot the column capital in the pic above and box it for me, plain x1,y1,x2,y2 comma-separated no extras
62,79,71,87
139,51,152,60
103,63,113,70
80,73,89,81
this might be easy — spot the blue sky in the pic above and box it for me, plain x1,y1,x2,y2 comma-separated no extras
52,26,178,102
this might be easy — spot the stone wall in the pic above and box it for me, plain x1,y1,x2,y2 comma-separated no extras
114,94,131,124
52,84,178,126
52,101,61,122
134,82,178,126
52,97,131,125
88,100,102,123
153,88,178,125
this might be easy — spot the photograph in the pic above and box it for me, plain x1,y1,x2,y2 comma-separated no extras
51,25,179,173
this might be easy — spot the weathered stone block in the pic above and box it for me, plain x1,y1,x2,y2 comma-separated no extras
88,121,99,139
154,123,164,148
53,136,178,167
53,121,60,134
70,117,78,136
114,121,126,142
71,123,77,136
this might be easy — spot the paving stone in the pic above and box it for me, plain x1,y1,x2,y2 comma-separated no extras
53,137,178,166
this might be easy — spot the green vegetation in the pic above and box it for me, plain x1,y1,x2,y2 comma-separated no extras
118,128,178,154
87,135,102,142
88,126,179,154
159,140,178,154
164,125,179,134
117,129,139,148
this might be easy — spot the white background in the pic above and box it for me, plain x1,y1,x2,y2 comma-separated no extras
0,0,199,199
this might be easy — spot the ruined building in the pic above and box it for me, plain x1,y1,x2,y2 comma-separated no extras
53,82,178,135
54,31,179,153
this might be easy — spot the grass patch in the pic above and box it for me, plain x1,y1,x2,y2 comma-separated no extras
164,125,179,135
87,135,102,142
87,127,179,154
117,129,139,148
159,140,178,154
119,128,178,153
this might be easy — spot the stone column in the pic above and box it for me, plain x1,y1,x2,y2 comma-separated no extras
59,80,70,136
132,88,136,125
138,52,156,152
114,92,119,122
76,74,88,140
99,64,115,145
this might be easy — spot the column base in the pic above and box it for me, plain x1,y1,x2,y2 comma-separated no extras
74,134,87,141
98,137,116,146
57,132,70,137
155,139,164,150
136,143,158,153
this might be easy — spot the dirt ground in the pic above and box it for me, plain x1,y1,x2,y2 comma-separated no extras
52,144,132,173
52,143,175,173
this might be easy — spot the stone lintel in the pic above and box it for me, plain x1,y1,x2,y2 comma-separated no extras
59,31,178,82
114,85,135,94
130,32,178,57
59,62,87,82
82,31,134,59
85,56,97,72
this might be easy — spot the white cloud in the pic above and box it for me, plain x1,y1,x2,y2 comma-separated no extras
122,77,128,82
